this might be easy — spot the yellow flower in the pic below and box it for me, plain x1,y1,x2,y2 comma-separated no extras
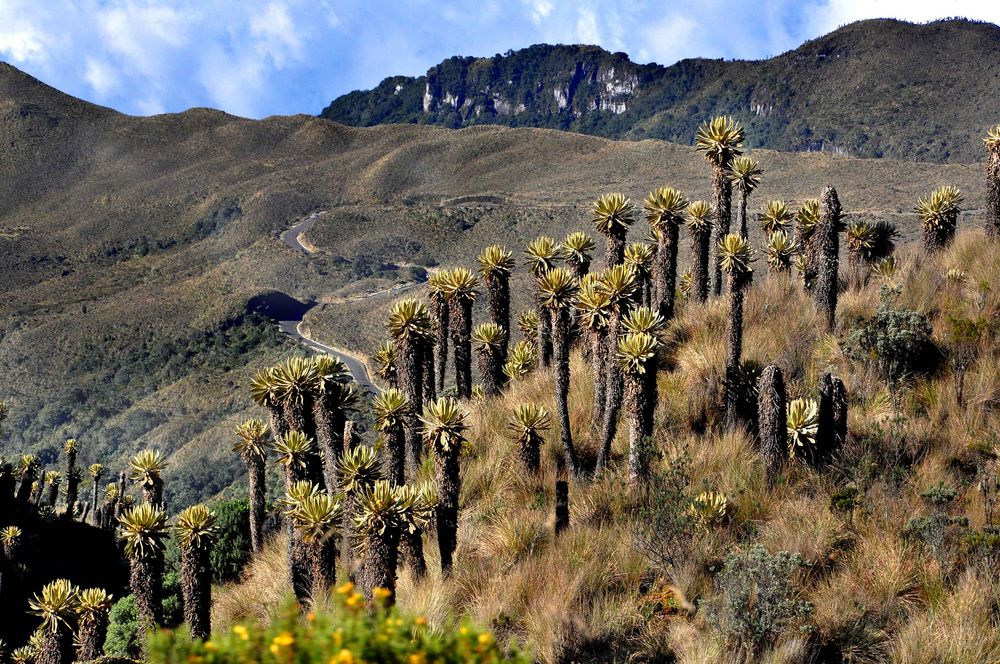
336,581,354,595
331,649,354,664
306,612,316,623
232,625,249,641
203,641,216,651
414,616,427,627
459,626,469,636
477,633,494,648
272,631,295,647
408,653,427,664
373,587,392,601
269,644,280,655
345,592,363,609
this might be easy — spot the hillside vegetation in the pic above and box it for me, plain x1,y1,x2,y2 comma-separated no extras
321,18,1000,162
0,55,989,511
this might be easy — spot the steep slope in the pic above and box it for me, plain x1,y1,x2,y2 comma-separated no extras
0,61,985,510
321,18,1000,163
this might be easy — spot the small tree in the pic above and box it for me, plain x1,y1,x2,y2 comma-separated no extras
695,116,745,296
718,234,756,429
644,186,688,321
915,186,963,251
794,199,821,291
477,244,515,365
440,268,480,400
29,579,79,664
537,268,580,476
508,404,550,474
559,231,596,280
591,193,636,267
233,419,268,554
576,278,613,432
372,389,409,486
596,265,639,471
685,202,713,303
75,588,114,662
335,446,383,576
427,271,450,395
386,299,432,478
728,155,763,238
525,236,559,368
174,505,218,641
624,242,655,308
62,439,81,517
944,314,986,407
472,323,506,399
617,332,659,486
814,186,842,331
420,398,469,574
88,464,104,527
288,492,341,604
118,503,169,636
984,125,1000,239
128,450,167,510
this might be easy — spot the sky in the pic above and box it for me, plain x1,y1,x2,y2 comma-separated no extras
1,0,998,119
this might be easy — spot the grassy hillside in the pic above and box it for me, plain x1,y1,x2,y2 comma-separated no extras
218,230,1000,663
0,59,987,510
321,18,1000,163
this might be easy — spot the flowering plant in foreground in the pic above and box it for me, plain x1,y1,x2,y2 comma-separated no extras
146,582,527,663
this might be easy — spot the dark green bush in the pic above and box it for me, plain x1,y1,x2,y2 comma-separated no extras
104,595,141,659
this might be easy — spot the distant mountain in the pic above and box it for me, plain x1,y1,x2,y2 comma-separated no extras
321,18,1000,163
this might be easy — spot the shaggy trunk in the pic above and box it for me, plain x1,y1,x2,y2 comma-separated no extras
131,551,164,635
421,337,436,402
484,273,511,366
624,371,650,487
142,479,164,511
757,365,788,487
341,421,359,573
46,481,59,508
35,626,72,664
394,335,423,480
555,480,569,535
400,528,427,581
738,190,749,238
432,296,449,393
180,538,213,641
724,275,748,430
307,534,337,604
282,466,312,606
90,476,103,526
16,468,35,506
818,373,848,465
246,454,266,554
598,311,624,470
988,148,1000,240
358,528,400,604
32,468,45,505
712,167,732,296
284,398,323,485
815,186,841,331
435,445,461,574
311,397,343,495
64,449,79,517
536,297,553,369
605,231,626,267
643,353,659,440
691,227,711,303
567,256,591,281
450,299,474,400
653,224,679,321
551,307,578,476
383,421,406,487
76,616,109,662
590,326,609,434
519,433,542,474
477,344,504,399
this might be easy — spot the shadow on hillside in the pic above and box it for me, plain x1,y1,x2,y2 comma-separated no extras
246,291,316,322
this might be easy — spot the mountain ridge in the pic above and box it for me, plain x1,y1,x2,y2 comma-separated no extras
320,17,1000,163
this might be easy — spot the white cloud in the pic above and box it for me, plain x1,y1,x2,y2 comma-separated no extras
84,57,120,97
249,2,304,68
575,7,601,44
525,0,554,24
810,0,1000,33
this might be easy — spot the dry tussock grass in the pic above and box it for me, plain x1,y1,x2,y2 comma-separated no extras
219,229,1000,662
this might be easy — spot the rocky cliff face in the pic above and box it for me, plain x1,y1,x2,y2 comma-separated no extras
321,18,1000,163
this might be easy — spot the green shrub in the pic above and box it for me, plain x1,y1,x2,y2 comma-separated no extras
845,286,936,396
147,586,527,663
104,595,141,659
707,544,812,657
209,498,253,583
